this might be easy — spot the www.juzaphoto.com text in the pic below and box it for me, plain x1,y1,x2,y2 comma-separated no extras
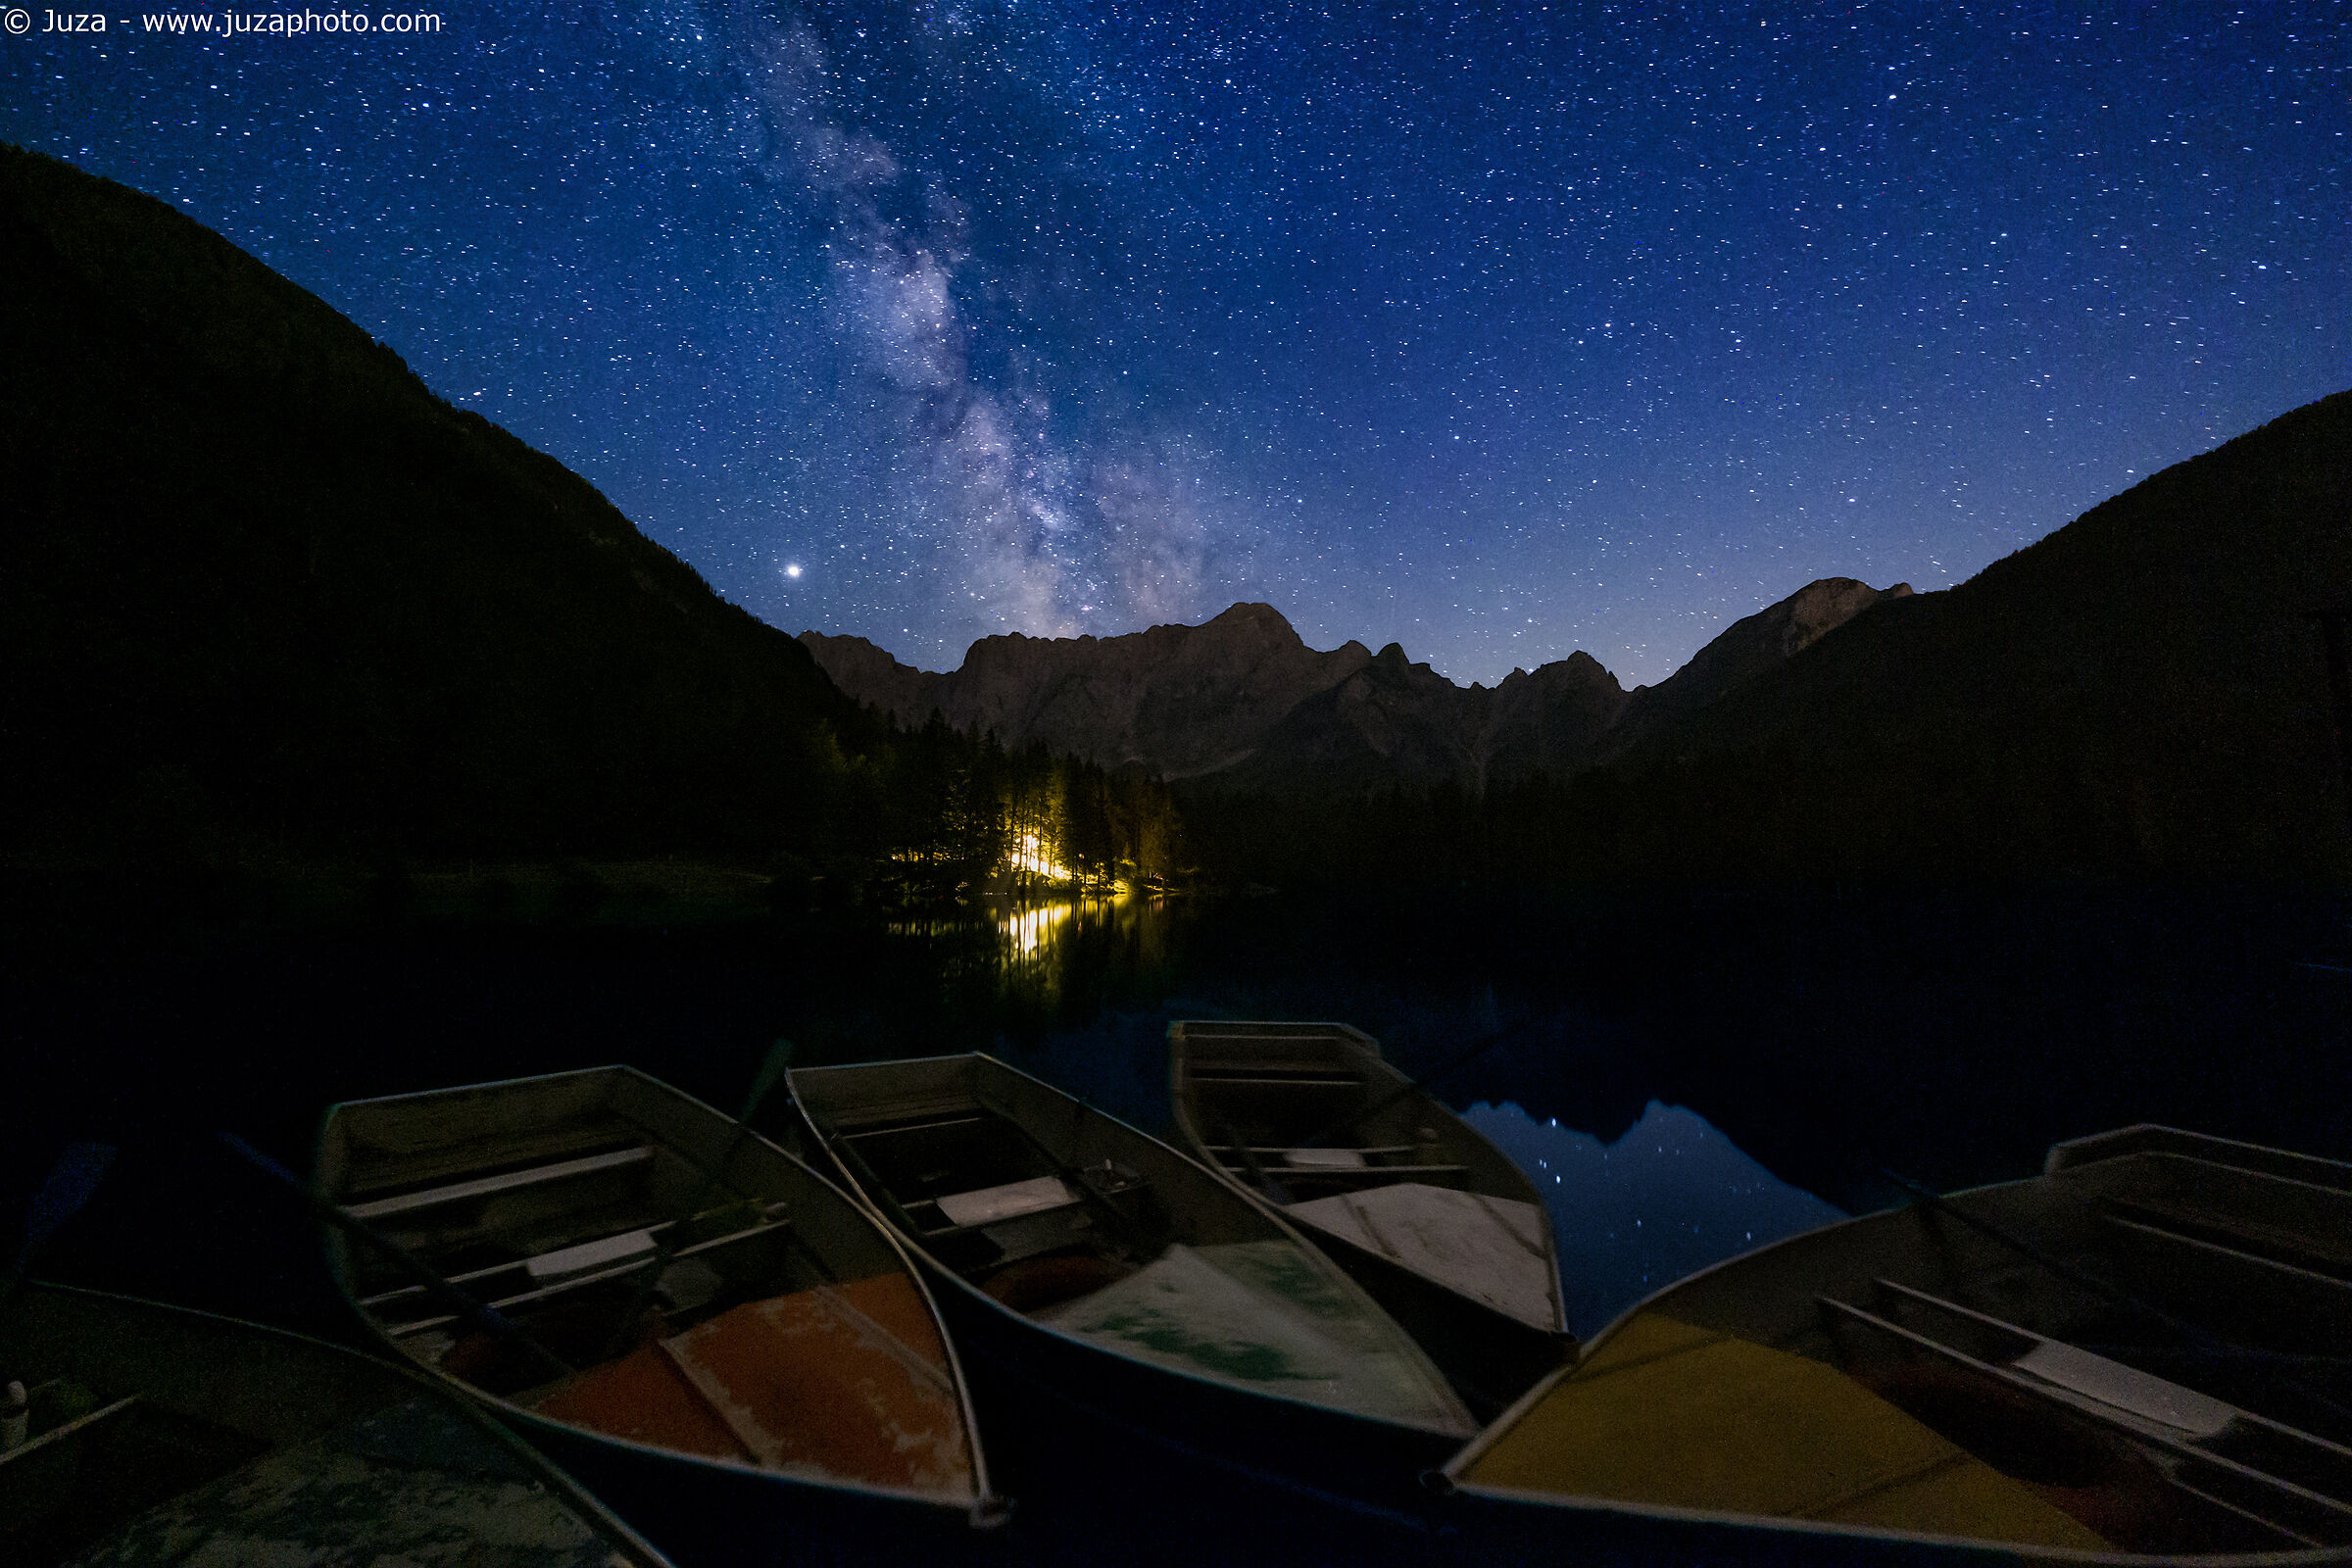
6,10,443,36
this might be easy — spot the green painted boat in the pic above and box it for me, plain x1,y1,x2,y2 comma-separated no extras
1168,1018,1574,1415
0,1281,670,1567
790,1053,1479,1505
1440,1125,2352,1564
315,1066,1003,1560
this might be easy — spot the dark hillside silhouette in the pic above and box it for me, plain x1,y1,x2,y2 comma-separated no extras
8,138,2337,890
1179,393,2352,885
1,144,861,864
1600,392,2352,879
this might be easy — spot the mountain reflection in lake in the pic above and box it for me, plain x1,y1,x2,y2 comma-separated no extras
1463,1101,1845,1337
13,879,2342,1347
884,895,1851,1328
853,882,2346,1303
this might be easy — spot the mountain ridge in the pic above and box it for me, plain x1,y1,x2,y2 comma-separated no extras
803,576,1913,793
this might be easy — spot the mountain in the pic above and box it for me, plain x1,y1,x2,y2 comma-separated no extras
0,143,862,864
1595,393,2352,879
802,603,1375,777
809,373,2352,884
1223,578,1913,793
808,578,1904,795
1604,577,1911,757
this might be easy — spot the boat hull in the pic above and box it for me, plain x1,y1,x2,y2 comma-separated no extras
1166,1019,1573,1416
1,1283,670,1568
791,1052,1480,1524
1439,1125,2352,1566
313,1065,1001,1567
503,1411,991,1568
1300,1220,1578,1417
927,1248,1467,1510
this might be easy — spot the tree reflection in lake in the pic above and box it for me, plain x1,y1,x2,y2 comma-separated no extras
882,893,1179,1046
881,896,1849,1321
11,879,2339,1354
858,882,2347,1329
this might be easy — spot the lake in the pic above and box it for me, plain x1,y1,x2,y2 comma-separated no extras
10,877,2345,1344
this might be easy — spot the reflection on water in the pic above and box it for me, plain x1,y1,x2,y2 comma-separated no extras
872,906,1845,1329
885,895,1177,1030
1463,1100,1846,1338
1002,900,1072,956
872,898,1849,1323
855,884,2340,1338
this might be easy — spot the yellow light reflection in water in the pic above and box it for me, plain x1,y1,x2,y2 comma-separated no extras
1002,900,1073,956
887,893,1169,1015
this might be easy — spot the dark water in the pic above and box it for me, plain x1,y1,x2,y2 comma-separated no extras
9,880,2346,1339
6,880,2348,1564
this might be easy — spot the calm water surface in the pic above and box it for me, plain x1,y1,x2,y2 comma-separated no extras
10,880,2347,1342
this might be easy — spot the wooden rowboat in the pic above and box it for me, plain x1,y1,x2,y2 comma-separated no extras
1438,1125,2352,1564
788,1053,1480,1508
1,1281,671,1566
315,1066,1004,1561
1167,1019,1573,1415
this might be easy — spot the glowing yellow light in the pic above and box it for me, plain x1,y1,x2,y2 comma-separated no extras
1002,901,1072,956
1006,832,1070,883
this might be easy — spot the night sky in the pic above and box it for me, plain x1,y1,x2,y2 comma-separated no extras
4,3,2343,684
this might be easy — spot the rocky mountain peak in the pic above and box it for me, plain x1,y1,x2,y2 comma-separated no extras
1601,577,1914,757
802,602,1372,776
807,576,1911,795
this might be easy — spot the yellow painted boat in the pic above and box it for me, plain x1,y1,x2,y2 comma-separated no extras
1439,1125,2352,1564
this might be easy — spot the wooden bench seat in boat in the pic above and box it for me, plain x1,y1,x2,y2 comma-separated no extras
345,1147,658,1221
1188,1072,1366,1088
1199,1142,1471,1181
339,1110,649,1200
931,1176,1082,1229
1823,1279,2352,1546
378,1213,791,1340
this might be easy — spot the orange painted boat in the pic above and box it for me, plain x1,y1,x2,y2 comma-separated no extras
315,1066,1003,1561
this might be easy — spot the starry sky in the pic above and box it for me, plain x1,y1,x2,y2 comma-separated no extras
4,3,2344,685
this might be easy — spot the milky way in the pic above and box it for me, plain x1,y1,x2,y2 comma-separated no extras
3,3,2343,682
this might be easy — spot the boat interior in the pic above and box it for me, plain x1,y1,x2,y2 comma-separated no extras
794,1055,1210,1313
1,1286,650,1568
792,1054,1480,1436
1458,1130,2352,1558
1173,1022,1496,1199
0,1369,268,1562
318,1068,979,1501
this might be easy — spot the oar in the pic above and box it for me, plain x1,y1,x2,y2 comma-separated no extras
1,1141,116,1310
1208,1112,1292,1203
218,1132,572,1383
596,1038,796,1361
1881,1166,2352,1427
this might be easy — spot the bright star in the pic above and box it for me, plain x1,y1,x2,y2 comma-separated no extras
785,563,804,579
